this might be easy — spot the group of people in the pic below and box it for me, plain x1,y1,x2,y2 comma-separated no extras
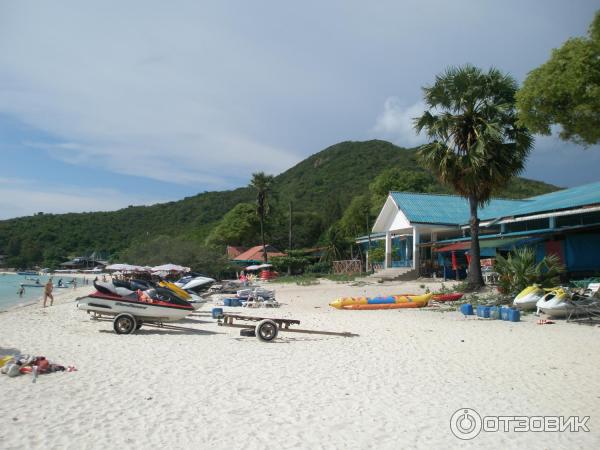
15,275,100,307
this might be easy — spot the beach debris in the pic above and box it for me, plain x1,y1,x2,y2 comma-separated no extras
537,319,555,325
0,354,75,382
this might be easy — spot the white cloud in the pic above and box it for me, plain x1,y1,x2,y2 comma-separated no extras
0,2,304,188
0,178,164,219
371,98,427,147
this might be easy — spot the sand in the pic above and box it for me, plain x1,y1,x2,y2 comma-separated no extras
1,278,599,449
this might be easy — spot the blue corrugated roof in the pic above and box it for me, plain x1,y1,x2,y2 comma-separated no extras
389,192,526,225
495,181,600,218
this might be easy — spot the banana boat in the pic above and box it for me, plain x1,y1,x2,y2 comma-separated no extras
329,293,432,310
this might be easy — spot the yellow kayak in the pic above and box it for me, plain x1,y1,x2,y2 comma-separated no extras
330,293,432,309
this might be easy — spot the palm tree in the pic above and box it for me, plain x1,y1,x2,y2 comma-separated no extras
250,172,275,263
414,65,533,290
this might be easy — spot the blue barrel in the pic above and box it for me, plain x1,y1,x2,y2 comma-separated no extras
476,305,483,317
482,306,491,318
489,306,501,320
231,298,243,307
501,307,510,321
212,308,223,319
460,304,474,316
508,309,520,322
223,298,232,307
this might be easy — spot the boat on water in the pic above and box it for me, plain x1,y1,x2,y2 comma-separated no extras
77,281,194,333
536,287,600,318
330,293,432,310
513,285,546,310
17,271,38,276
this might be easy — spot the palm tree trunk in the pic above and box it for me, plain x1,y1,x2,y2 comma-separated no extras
467,195,484,291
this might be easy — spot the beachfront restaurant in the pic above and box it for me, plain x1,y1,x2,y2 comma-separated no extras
357,181,600,278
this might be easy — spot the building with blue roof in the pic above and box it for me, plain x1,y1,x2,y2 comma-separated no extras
358,181,600,277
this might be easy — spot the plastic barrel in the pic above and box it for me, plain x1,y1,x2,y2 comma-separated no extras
489,306,501,320
460,304,474,316
212,308,223,319
482,306,491,318
501,307,510,321
508,309,520,322
223,298,232,307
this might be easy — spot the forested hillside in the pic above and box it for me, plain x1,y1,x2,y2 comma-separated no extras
0,140,559,269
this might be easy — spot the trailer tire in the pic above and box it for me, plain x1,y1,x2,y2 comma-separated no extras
113,313,137,335
255,319,278,342
240,328,255,337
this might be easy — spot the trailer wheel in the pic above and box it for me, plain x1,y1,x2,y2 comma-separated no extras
113,313,137,334
255,319,278,342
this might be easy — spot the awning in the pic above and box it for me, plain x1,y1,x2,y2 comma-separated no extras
434,236,541,253
433,242,470,252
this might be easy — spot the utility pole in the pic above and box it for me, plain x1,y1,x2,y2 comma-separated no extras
367,213,372,273
288,201,292,251
288,201,292,276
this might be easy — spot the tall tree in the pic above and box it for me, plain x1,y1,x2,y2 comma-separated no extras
414,65,533,290
516,10,600,146
250,172,275,262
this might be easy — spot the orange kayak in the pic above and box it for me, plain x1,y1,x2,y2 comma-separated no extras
342,301,428,310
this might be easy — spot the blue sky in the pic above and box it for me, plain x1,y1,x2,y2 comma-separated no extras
1,1,599,219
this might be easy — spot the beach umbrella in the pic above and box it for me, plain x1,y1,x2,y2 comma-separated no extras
151,263,190,272
105,263,133,271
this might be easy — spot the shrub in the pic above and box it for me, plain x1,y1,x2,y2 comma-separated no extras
494,246,563,295
305,261,332,274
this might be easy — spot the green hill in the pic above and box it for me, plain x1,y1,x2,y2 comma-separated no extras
0,140,559,268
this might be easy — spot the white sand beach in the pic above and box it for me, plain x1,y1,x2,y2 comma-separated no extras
1,279,599,449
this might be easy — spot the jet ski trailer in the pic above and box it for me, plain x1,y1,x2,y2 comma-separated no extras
77,282,195,334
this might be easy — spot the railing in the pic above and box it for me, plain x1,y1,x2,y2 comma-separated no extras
332,259,363,274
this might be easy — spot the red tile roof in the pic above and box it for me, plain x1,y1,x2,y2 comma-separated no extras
227,246,247,259
234,245,286,261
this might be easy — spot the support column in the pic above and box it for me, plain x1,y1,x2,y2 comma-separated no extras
549,216,556,229
412,226,420,274
385,231,392,269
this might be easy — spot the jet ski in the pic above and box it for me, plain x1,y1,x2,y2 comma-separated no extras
174,273,216,295
513,285,546,310
536,287,600,318
77,281,194,326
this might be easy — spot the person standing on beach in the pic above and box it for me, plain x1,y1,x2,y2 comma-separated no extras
43,279,54,307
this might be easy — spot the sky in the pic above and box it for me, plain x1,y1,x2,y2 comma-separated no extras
1,0,599,219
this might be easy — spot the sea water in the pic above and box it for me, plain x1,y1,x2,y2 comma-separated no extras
0,273,85,311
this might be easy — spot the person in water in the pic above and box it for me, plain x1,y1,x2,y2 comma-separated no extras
17,286,25,298
43,279,54,307
58,279,63,287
